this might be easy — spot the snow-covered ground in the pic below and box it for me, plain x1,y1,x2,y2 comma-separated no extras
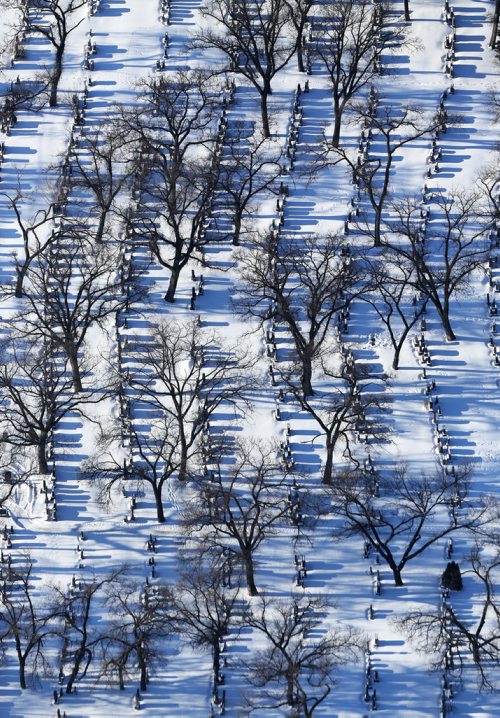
0,0,499,716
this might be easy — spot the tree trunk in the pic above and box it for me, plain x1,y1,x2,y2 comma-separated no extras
213,641,220,683
389,561,404,586
440,309,456,341
287,670,295,706
322,437,334,484
139,654,147,692
68,346,83,392
404,0,410,21
492,14,499,47
471,639,481,665
66,649,84,693
244,554,258,596
118,665,125,690
15,262,29,298
177,455,187,482
232,213,242,246
177,433,188,482
491,12,499,46
392,329,412,370
37,436,49,475
392,342,403,370
153,485,165,523
49,45,65,108
260,89,271,139
95,210,107,244
371,154,392,247
164,269,180,303
331,107,342,148
19,656,27,690
301,359,313,397
373,207,382,247
297,37,305,73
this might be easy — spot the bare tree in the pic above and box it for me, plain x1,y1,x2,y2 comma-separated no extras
50,568,125,694
121,72,225,301
166,555,241,690
384,190,488,341
0,450,33,509
244,595,361,716
284,0,315,72
236,233,362,395
130,320,254,482
195,0,296,136
0,556,55,689
0,0,88,107
477,159,500,222
327,464,495,586
363,254,426,369
218,126,283,245
134,144,221,302
399,545,500,689
0,332,108,473
183,440,291,596
86,319,253,522
14,234,138,391
285,356,386,483
100,578,171,691
314,1,405,146
90,410,229,525
322,102,447,245
65,122,138,244
0,187,59,298
0,74,50,116
86,414,188,524
131,70,222,163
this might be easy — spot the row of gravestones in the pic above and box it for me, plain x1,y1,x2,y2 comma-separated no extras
336,7,440,712
437,8,500,714
283,83,307,172
113,134,150,486
270,50,396,710
180,92,282,712
0,4,33,146
410,2,459,476
486,208,500,365
420,9,479,714
42,28,108,523
105,10,190,522
265,77,305,411
0,525,15,606
124,7,212,704
52,532,95,716
116,70,242,472
264,89,310,590
266,13,389,709
4,1,29,70
190,79,237,297
110,25,238,717
187,74,306,718
160,0,172,26
181,86,276,717
54,80,94,215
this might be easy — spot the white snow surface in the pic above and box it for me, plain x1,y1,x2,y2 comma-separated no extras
0,0,499,716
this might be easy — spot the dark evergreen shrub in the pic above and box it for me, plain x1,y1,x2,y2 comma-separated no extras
441,561,462,591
